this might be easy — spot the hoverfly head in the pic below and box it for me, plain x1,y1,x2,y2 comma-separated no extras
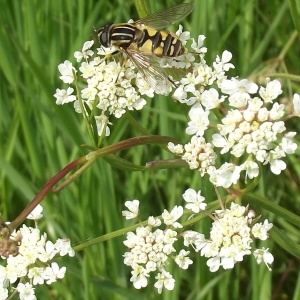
96,22,113,48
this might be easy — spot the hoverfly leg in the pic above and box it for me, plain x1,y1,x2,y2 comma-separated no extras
115,55,129,84
168,76,179,89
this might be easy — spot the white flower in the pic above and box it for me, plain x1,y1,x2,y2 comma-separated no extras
154,270,175,294
182,136,217,175
281,132,297,154
27,204,43,220
0,265,7,284
42,262,66,284
54,87,77,105
16,282,36,300
253,248,274,271
123,225,177,279
176,24,190,45
241,160,259,179
173,85,187,103
228,92,250,108
162,206,183,228
206,256,221,272
259,79,282,103
269,159,286,175
211,134,233,154
269,102,285,120
54,238,75,257
187,203,272,272
0,287,8,300
97,45,118,56
217,109,243,135
58,60,76,84
220,256,235,270
135,73,154,97
220,78,258,96
74,40,94,62
185,103,210,136
2,223,73,299
214,50,234,71
122,200,140,219
191,35,207,53
251,220,273,240
293,93,300,116
81,86,97,101
175,250,193,269
209,163,242,188
202,88,226,110
257,107,269,121
42,240,57,260
130,265,149,289
182,188,207,213
147,216,161,227
95,115,111,137
27,267,45,285
167,142,184,154
183,230,206,248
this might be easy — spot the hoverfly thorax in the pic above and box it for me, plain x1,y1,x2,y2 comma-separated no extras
97,21,143,50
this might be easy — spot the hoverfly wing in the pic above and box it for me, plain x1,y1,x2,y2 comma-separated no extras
135,3,194,29
125,47,173,95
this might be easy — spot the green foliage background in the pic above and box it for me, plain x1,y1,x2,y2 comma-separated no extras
0,0,300,299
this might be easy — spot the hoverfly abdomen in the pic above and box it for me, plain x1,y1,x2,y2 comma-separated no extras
150,31,162,52
136,28,162,55
135,27,186,58
160,33,186,57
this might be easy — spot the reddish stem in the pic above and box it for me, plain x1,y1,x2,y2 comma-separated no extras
8,156,87,232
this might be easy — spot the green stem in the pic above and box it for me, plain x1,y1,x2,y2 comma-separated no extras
73,221,147,252
268,73,300,82
134,0,150,18
74,201,223,252
55,135,179,191
88,135,179,160
288,0,300,34
278,30,298,59
74,75,95,144
125,111,152,136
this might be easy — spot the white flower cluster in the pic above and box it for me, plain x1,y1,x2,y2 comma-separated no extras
184,202,274,272
54,25,298,184
213,79,298,175
122,201,191,294
168,57,299,187
0,205,75,300
122,190,273,293
54,40,153,136
53,27,215,137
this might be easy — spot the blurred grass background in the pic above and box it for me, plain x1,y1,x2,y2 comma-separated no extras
0,0,300,299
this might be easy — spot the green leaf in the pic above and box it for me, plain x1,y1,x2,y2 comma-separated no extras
271,226,300,259
245,193,300,227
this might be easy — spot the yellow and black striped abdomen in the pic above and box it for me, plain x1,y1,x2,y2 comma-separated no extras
98,23,186,58
137,27,186,57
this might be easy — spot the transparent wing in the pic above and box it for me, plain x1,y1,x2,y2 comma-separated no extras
135,3,194,29
125,48,173,95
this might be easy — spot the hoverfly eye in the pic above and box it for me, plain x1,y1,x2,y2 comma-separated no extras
99,22,113,47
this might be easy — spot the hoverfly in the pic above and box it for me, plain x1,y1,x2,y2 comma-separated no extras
96,3,194,95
